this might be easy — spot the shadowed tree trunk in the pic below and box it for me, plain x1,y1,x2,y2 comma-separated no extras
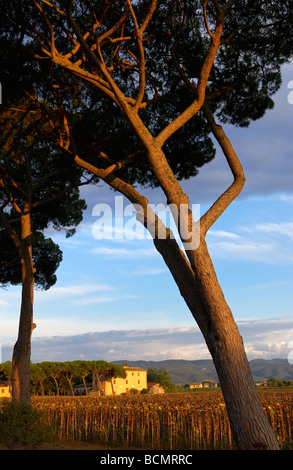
11,202,35,404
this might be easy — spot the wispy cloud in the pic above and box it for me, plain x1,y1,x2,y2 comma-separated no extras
207,221,293,264
34,283,114,301
119,267,167,276
208,240,274,261
253,222,293,239
208,230,242,240
73,293,142,307
92,246,158,258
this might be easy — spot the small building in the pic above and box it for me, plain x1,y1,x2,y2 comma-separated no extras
0,381,11,398
148,382,165,394
255,382,268,387
202,381,218,388
94,367,147,396
72,382,93,395
190,383,203,389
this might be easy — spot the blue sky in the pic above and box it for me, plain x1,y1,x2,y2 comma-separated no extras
1,63,293,364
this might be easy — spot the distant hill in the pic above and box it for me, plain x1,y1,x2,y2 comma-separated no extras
249,358,293,382
113,358,293,384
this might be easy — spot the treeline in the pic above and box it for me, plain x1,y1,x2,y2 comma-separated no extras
266,378,293,388
0,360,126,396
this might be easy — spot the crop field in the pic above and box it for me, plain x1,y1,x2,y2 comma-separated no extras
32,389,293,450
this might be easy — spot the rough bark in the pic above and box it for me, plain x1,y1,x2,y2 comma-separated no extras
155,236,279,450
11,204,35,404
148,130,280,449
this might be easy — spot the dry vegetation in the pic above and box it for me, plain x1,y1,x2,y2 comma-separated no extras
31,389,293,450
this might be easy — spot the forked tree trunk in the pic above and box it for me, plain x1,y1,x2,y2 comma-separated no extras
11,205,35,404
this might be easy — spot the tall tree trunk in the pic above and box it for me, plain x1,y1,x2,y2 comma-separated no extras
11,204,35,404
154,236,279,450
66,377,75,396
81,376,89,395
53,375,60,396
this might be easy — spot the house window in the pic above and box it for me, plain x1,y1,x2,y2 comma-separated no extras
126,380,128,384
132,372,134,376
1,389,4,394
138,380,140,385
138,372,140,376
113,380,116,384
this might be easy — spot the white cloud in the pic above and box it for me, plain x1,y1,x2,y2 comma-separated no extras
92,246,158,258
206,220,293,264
2,318,292,363
208,230,242,240
279,194,293,206
119,267,167,276
0,289,22,317
208,240,273,261
34,283,114,301
254,222,293,239
72,296,120,306
73,293,141,307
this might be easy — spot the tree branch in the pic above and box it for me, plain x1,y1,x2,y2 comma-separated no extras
0,206,22,253
126,0,146,111
66,0,132,110
202,1,213,38
155,9,224,147
0,176,25,216
200,102,246,235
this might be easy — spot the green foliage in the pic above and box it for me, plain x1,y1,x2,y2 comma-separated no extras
18,360,127,396
0,400,53,449
1,0,293,190
0,362,12,382
0,97,87,290
2,0,292,194
0,231,63,290
267,378,293,388
147,368,173,391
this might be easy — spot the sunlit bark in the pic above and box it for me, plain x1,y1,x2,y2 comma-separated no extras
11,202,35,404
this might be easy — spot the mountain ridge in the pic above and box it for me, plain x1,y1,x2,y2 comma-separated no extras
113,358,293,384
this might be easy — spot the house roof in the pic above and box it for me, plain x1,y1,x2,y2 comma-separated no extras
0,381,8,387
123,367,146,372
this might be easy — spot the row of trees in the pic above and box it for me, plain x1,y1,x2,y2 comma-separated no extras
0,360,126,396
266,378,293,388
1,0,293,449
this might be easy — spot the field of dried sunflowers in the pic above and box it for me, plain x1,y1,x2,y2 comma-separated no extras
32,389,293,450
